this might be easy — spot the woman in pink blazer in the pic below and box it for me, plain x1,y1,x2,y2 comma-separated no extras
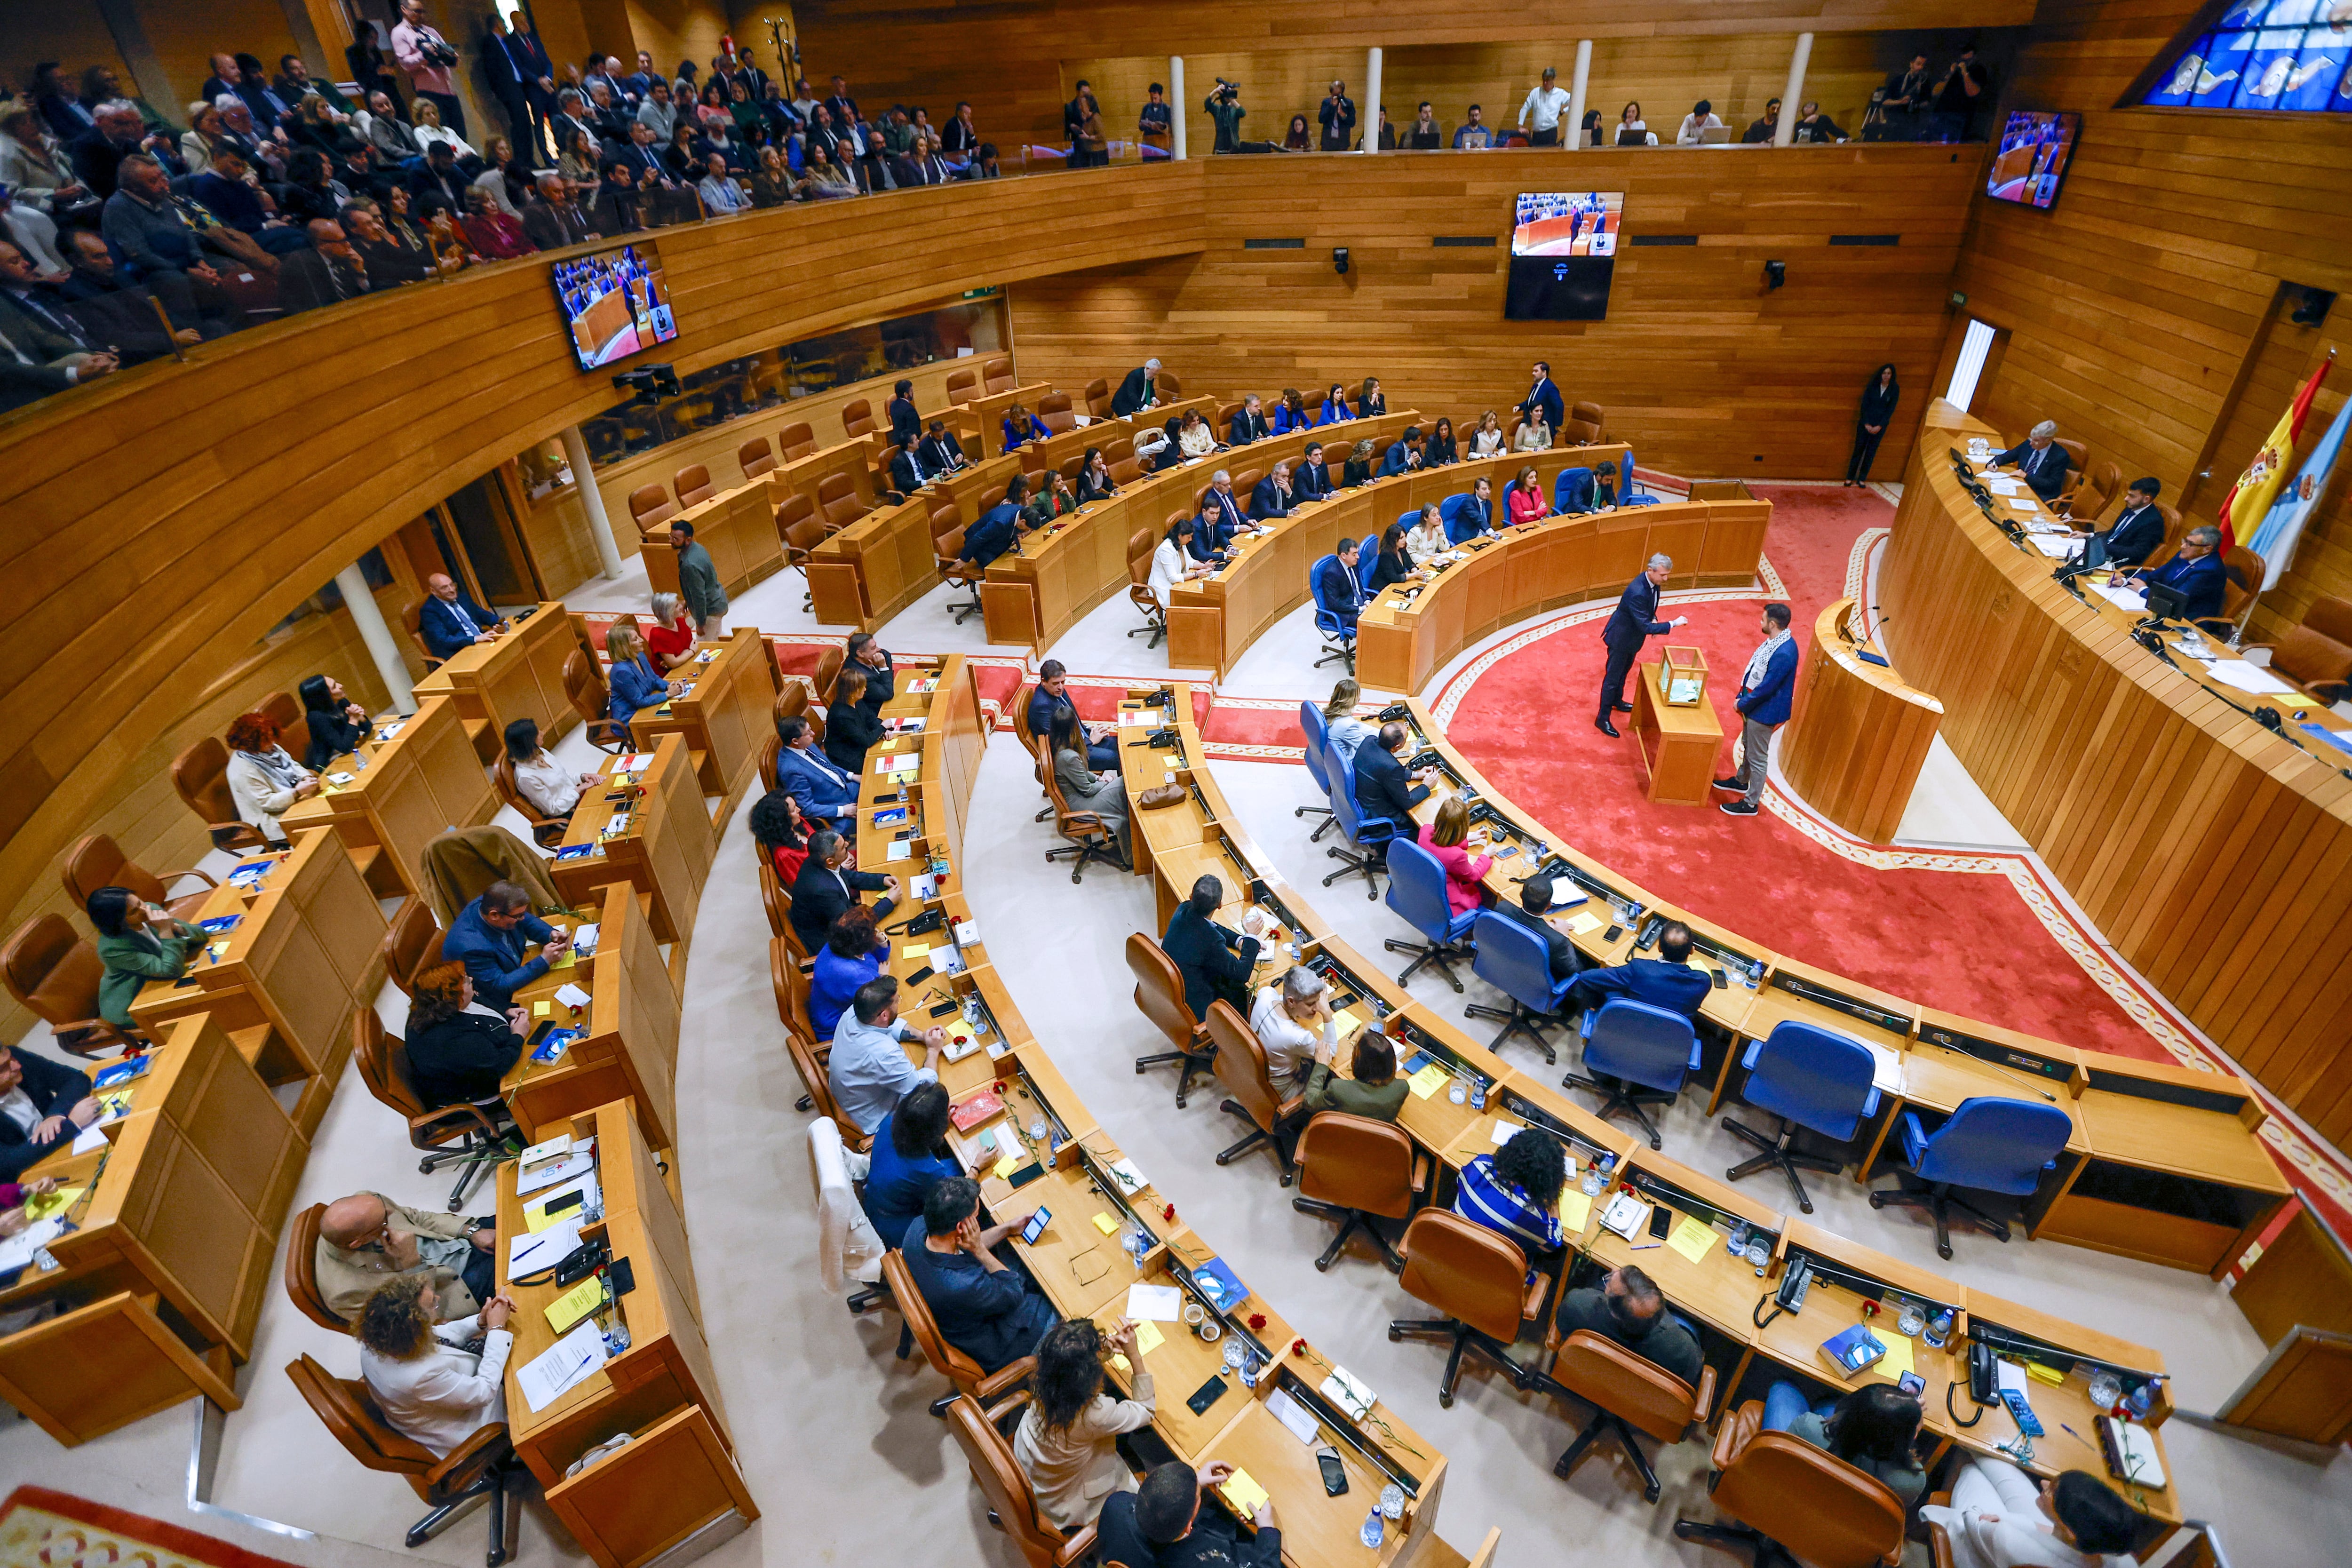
1416,796,1494,915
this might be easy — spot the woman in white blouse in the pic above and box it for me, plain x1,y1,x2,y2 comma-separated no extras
1514,409,1554,453
504,718,598,823
472,137,524,216
1676,99,1724,144
1468,410,1507,458
1014,1319,1155,1529
1250,965,1340,1087
1176,409,1217,461
223,711,318,845
1403,502,1449,565
1922,1458,2141,1568
1149,517,1211,606
356,1274,516,1457
410,96,478,162
1614,102,1658,146
1322,678,1373,767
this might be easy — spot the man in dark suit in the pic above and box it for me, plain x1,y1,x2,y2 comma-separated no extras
1251,461,1295,521
1379,427,1424,477
1352,722,1433,854
789,828,895,955
2129,525,2228,622
1229,394,1270,445
1111,358,1161,417
0,1042,98,1182
2072,477,2165,571
1027,659,1119,772
1715,603,1800,817
0,237,118,411
1596,553,1685,736
275,220,371,313
1200,471,1255,548
1566,920,1711,1018
916,418,968,475
608,122,694,224
1518,360,1565,436
482,9,555,158
1294,441,1334,501
418,572,504,660
440,881,572,1011
69,103,148,200
964,479,1029,570
845,632,895,713
1162,876,1265,1020
1989,420,2071,503
1494,875,1580,983
521,173,596,249
891,135,951,187
1444,477,1495,544
888,441,938,495
408,141,472,216
775,717,860,829
1313,537,1368,634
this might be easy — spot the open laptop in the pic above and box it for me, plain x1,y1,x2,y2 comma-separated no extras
1700,126,1732,144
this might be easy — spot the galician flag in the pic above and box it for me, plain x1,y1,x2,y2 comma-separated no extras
2245,376,2348,592
2217,360,2329,554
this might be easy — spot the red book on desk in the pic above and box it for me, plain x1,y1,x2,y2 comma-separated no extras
949,1088,1004,1132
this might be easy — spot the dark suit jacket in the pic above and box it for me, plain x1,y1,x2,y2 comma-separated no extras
1249,475,1293,520
889,447,934,493
1111,365,1156,416
522,200,596,250
1567,956,1710,1019
405,1011,524,1107
851,652,894,711
961,503,1021,569
1602,574,1668,653
790,857,889,955
0,1050,96,1181
1735,638,1801,727
1366,549,1415,596
1352,743,1427,828
1313,554,1366,625
823,700,885,775
1993,439,2071,502
1496,899,1577,983
1162,904,1258,1021
886,394,921,449
2095,503,2164,568
1229,409,1269,444
917,432,966,473
1520,377,1565,433
483,28,554,104
418,593,500,659
1554,1286,1704,1386
276,247,368,314
2143,551,2227,622
1294,460,1333,500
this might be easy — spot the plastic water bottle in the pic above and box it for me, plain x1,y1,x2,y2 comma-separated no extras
1359,1509,1385,1549
1469,1078,1487,1112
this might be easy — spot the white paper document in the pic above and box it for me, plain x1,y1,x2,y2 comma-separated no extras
884,840,913,861
906,873,938,900
2094,585,2146,613
555,983,593,1009
1264,1387,1321,1445
1125,1284,1183,1321
2008,498,2040,514
2206,660,2296,695
508,1217,584,1273
517,1322,608,1411
571,923,600,957
72,1124,109,1154
2029,535,2078,559
1862,1040,1904,1094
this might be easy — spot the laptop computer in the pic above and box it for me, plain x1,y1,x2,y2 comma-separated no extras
1700,126,1732,144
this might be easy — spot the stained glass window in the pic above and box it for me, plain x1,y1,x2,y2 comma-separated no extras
2142,1,2352,111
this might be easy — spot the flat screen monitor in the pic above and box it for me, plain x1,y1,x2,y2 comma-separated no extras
1505,191,1621,322
553,241,676,372
1984,111,2081,210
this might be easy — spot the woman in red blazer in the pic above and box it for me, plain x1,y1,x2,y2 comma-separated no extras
1416,796,1494,915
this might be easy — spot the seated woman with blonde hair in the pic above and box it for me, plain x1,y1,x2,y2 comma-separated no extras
605,622,681,727
356,1273,516,1457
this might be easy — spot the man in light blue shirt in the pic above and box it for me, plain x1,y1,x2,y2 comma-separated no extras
698,154,747,215
828,975,949,1134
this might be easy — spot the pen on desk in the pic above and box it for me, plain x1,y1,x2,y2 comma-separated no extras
2059,1423,2084,1443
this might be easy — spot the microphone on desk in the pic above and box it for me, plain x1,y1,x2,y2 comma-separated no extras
1929,1040,2057,1103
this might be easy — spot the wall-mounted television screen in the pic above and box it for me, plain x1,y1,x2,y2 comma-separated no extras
1505,192,1621,321
554,241,676,371
1985,111,2081,209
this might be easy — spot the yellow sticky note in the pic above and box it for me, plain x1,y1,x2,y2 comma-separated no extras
1559,1187,1593,1234
1569,911,1604,935
2273,693,2321,709
1406,1063,1449,1100
1877,1333,1916,1380
533,1001,552,1017
2025,1359,2065,1386
207,941,229,959
1092,1212,1120,1236
1667,1215,1716,1264
1332,1010,1360,1036
1220,1468,1271,1514
24,1186,84,1220
550,951,578,970
993,1154,1019,1178
1134,1318,1165,1354
902,943,930,960
1110,1353,1131,1374
542,1278,606,1334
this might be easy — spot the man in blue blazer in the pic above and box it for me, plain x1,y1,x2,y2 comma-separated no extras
1566,920,1711,1019
2129,525,2228,622
1519,360,1565,436
418,573,505,661
0,1041,97,1182
1379,427,1424,477
1443,477,1495,544
1596,555,1686,736
1228,394,1270,446
1294,441,1334,501
1250,461,1295,521
1715,603,1800,817
1352,723,1434,866
1312,538,1368,634
1989,419,2072,503
775,715,861,828
440,882,572,1011
1200,471,1255,549
960,479,1027,571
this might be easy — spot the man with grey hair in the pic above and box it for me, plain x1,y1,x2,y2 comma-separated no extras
522,170,594,249
102,151,240,335
1250,964,1342,1087
1202,468,1258,548
1988,418,2071,503
2127,524,2228,622
1596,552,1688,736
69,100,148,199
1113,356,1162,416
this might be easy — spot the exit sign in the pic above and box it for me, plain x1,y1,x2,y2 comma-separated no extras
962,287,999,300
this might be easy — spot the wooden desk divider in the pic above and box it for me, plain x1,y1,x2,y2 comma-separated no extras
629,629,779,820
505,883,681,1151
1777,597,1944,844
0,1287,243,1447
549,733,712,955
412,601,587,761
282,694,497,901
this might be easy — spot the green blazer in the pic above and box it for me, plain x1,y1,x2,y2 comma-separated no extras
676,540,728,623
1303,1063,1409,1122
96,924,200,1025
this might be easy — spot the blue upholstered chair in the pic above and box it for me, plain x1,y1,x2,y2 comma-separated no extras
1439,492,1489,545
1562,999,1703,1151
1295,700,1336,840
1553,466,1596,514
1309,553,1356,672
1465,910,1572,1066
1618,444,1658,506
1720,1021,1881,1213
1320,740,1396,898
1383,837,1479,992
1869,1097,2074,1260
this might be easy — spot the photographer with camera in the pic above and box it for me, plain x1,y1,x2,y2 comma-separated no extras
1931,45,1989,143
1204,78,1249,153
392,0,469,137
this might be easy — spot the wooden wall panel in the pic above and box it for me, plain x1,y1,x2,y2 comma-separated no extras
1951,0,2352,641
1009,145,1977,481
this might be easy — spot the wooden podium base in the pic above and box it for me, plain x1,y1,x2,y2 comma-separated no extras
1631,661,1723,805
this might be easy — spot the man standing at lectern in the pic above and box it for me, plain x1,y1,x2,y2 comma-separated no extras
1716,603,1799,817
1595,554,1685,737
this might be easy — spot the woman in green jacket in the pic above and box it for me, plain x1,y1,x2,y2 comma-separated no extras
86,886,201,1026
1303,1030,1408,1122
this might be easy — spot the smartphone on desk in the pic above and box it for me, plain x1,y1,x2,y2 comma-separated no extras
1019,1207,1051,1245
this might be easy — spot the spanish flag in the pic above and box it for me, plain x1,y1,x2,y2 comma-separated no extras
2217,362,2330,554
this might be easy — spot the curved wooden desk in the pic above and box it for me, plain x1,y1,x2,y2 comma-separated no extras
1879,401,2352,1146
1354,492,1769,694
1778,597,1943,844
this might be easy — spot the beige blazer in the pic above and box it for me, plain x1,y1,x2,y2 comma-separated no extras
314,1193,483,1322
1011,1369,1156,1529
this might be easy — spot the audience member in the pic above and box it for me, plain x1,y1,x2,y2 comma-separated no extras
1518,67,1570,144
1455,1126,1566,1256
1452,105,1495,149
1676,100,1724,144
810,906,889,1041
860,1080,959,1250
342,195,443,285
315,1189,494,1321
521,170,595,247
273,217,366,310
1614,102,1659,146
401,961,526,1108
355,1273,514,1455
901,1175,1059,1371
1555,1264,1704,1385
0,238,116,408
1405,103,1442,149
1760,1379,1927,1506
392,0,468,135
1742,98,1782,143
1099,1462,1279,1568
0,98,87,213
832,976,946,1136
789,828,896,958
442,879,570,1011
775,718,859,829
104,152,239,331
698,151,747,214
